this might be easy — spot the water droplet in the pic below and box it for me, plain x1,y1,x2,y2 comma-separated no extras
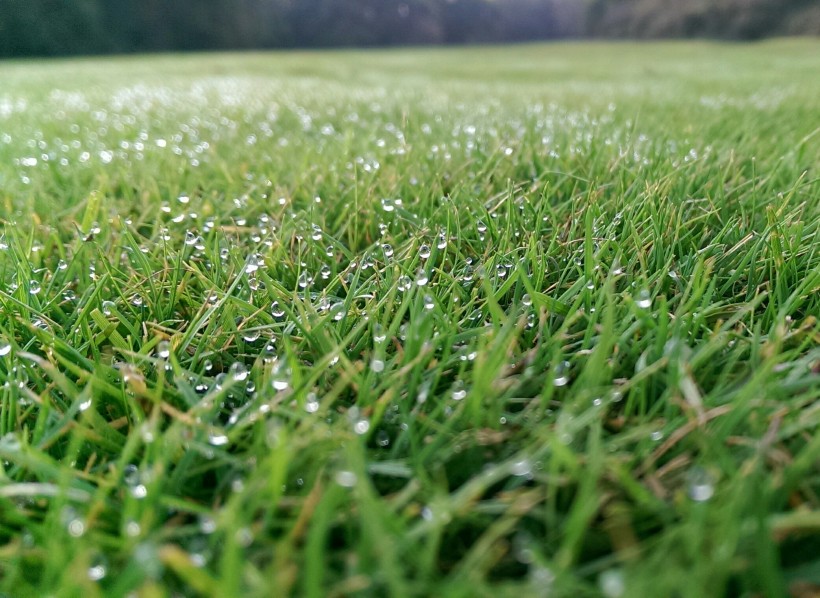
451,381,467,401
62,507,86,537
156,341,171,360
553,361,571,387
177,194,190,205
334,470,357,487
0,339,11,357
650,430,664,442
57,259,68,271
125,520,142,537
373,324,387,344
397,275,413,292
208,433,229,447
271,301,285,318
377,430,390,447
271,359,291,391
305,392,320,413
419,244,431,259
511,458,532,477
320,264,331,279
635,289,652,309
228,362,249,382
87,554,108,581
199,515,217,534
415,269,429,287
353,419,370,435
102,300,115,315
78,398,92,412
687,467,715,502
297,271,313,289
423,295,435,310
123,464,147,499
29,280,41,295
381,198,396,212
522,293,532,306
599,569,626,598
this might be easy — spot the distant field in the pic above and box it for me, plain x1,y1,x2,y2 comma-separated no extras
0,41,818,597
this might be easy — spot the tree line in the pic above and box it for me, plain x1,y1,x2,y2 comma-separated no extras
0,0,817,58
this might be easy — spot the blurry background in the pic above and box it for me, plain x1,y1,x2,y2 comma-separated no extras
1,0,818,58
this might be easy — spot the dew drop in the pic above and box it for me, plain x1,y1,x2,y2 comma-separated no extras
511,458,532,477
397,275,413,292
415,269,429,287
599,569,626,598
334,470,357,487
271,360,291,391
635,289,652,309
553,361,571,387
419,244,431,259
208,433,229,447
305,392,320,413
271,300,285,318
687,467,715,502
87,554,108,581
451,381,467,401
156,341,171,360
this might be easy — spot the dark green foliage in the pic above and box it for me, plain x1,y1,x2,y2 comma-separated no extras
1,0,816,58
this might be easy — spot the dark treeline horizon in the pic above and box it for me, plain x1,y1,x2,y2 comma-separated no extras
1,0,818,58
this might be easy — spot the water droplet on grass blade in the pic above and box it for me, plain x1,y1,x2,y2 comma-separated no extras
156,341,171,360
305,392,320,413
635,289,652,309
208,433,229,447
415,269,429,287
271,301,285,318
87,554,108,581
599,569,625,598
553,361,571,387
334,470,357,487
687,467,715,502
271,360,291,391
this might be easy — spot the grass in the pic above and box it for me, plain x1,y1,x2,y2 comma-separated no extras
0,39,818,597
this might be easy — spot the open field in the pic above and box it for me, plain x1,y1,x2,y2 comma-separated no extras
0,40,819,596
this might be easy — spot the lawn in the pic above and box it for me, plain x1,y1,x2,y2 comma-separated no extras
0,40,819,597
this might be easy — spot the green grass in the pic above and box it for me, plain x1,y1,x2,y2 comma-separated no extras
0,40,819,597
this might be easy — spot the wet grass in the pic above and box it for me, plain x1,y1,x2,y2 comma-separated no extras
0,40,819,597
